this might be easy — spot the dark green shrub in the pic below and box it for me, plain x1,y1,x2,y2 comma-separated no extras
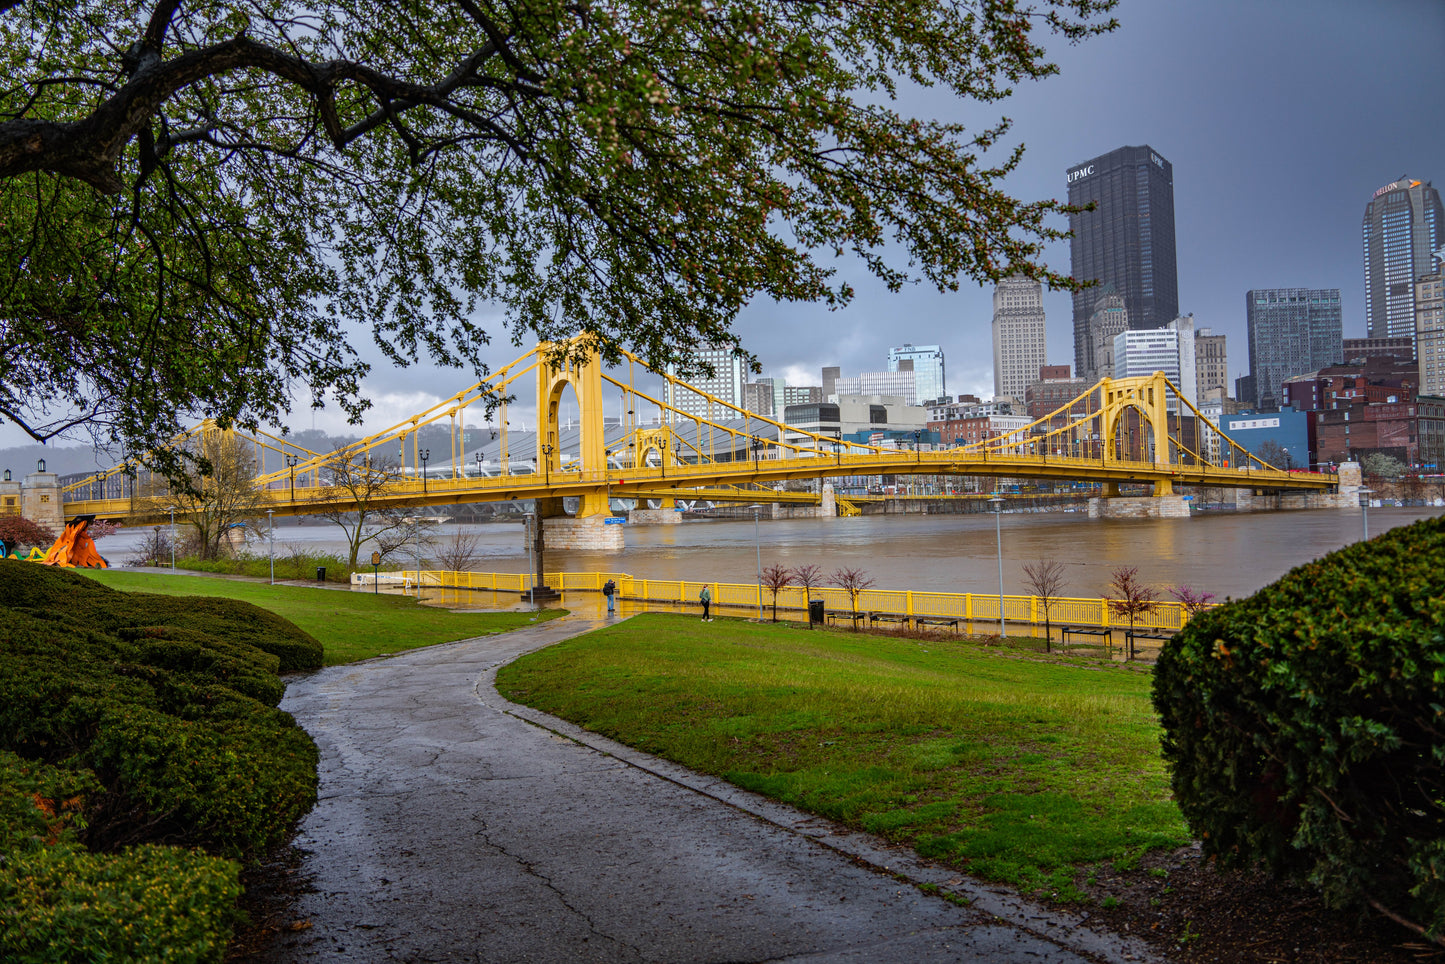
1154,515,1445,935
0,751,242,963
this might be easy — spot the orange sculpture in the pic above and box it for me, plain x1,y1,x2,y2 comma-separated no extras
40,515,109,569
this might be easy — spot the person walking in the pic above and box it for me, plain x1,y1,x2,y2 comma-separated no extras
699,585,712,621
602,577,617,615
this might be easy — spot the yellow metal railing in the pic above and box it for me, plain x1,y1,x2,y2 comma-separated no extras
387,569,1194,633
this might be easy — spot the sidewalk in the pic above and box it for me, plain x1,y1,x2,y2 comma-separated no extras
246,613,1160,963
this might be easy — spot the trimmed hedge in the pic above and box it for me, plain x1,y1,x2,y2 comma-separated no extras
1154,515,1445,935
0,562,323,958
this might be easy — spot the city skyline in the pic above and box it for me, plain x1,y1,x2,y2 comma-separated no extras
6,1,1443,453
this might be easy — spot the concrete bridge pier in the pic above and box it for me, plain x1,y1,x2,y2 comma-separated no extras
630,496,683,526
533,493,624,553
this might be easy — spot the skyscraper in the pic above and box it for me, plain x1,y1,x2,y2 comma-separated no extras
991,275,1047,400
1084,292,1127,382
1067,145,1179,376
1194,327,1228,395
1243,288,1343,410
887,344,945,403
1362,177,1444,342
665,345,746,421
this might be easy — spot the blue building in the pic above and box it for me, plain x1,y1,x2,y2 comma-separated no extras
1221,407,1310,469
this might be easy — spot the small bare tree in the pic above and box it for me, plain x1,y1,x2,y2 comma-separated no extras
791,564,825,629
761,563,793,622
128,526,172,567
1021,558,1067,652
430,528,486,571
1168,584,1217,620
375,518,438,571
312,454,417,567
831,567,875,628
1107,566,1159,660
141,427,267,560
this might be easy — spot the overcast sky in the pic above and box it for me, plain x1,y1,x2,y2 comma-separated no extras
13,0,1445,455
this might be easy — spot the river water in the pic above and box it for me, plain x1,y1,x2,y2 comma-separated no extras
100,504,1442,603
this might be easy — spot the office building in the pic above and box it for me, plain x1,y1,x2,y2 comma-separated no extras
1418,259,1445,395
1362,178,1444,342
887,344,945,403
1113,328,1192,410
1342,336,1415,365
665,345,746,421
835,371,916,405
821,366,840,400
742,382,774,417
1242,288,1343,410
1195,327,1227,395
1067,144,1179,376
1083,292,1127,382
991,275,1048,401
1167,314,1198,407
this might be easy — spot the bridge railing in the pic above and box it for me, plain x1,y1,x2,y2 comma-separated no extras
388,569,1195,634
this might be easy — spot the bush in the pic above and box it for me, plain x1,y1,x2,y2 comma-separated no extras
0,516,55,553
1153,515,1445,936
0,564,322,954
0,751,243,963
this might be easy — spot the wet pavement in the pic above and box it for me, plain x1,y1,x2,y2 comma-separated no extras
250,610,1161,963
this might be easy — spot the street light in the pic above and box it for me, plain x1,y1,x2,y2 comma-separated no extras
1358,487,1374,541
540,443,553,485
169,506,176,569
285,454,299,504
475,452,483,478
419,449,430,493
913,430,921,463
753,504,763,620
988,494,1006,639
658,437,668,479
267,509,274,584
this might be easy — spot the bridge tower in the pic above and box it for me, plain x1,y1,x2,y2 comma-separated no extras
1090,372,1190,517
535,338,623,549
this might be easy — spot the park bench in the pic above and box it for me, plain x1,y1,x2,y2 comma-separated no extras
868,612,911,629
825,609,867,628
1123,629,1176,657
1059,625,1113,648
913,616,961,633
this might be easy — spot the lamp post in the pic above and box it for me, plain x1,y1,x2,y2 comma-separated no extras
753,504,763,620
1358,487,1374,541
540,443,553,486
913,430,921,464
988,494,1006,639
285,454,299,504
267,509,274,585
475,452,483,478
419,449,430,493
169,506,175,569
658,437,668,479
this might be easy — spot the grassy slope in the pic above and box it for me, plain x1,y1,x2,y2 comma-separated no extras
498,613,1187,898
83,570,563,666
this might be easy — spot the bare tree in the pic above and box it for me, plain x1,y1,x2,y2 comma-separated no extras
141,427,266,560
1168,584,1217,619
127,526,172,567
1021,558,1067,652
430,528,486,572
1107,566,1159,661
761,564,793,623
311,454,416,567
375,518,438,571
831,567,875,629
791,564,826,629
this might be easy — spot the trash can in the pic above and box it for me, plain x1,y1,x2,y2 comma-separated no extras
316,567,326,582
808,599,825,625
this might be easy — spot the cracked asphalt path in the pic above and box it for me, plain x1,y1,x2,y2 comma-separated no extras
250,612,1160,963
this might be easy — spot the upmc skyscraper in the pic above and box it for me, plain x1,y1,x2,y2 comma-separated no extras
1066,145,1179,381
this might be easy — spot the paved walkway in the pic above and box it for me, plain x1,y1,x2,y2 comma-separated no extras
251,612,1160,963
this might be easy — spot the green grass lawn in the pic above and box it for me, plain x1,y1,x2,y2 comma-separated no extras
83,570,564,666
497,613,1187,899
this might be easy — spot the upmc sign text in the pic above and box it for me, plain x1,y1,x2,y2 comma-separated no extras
1067,165,1094,183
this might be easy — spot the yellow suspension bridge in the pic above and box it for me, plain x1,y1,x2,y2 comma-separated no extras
62,338,1338,534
